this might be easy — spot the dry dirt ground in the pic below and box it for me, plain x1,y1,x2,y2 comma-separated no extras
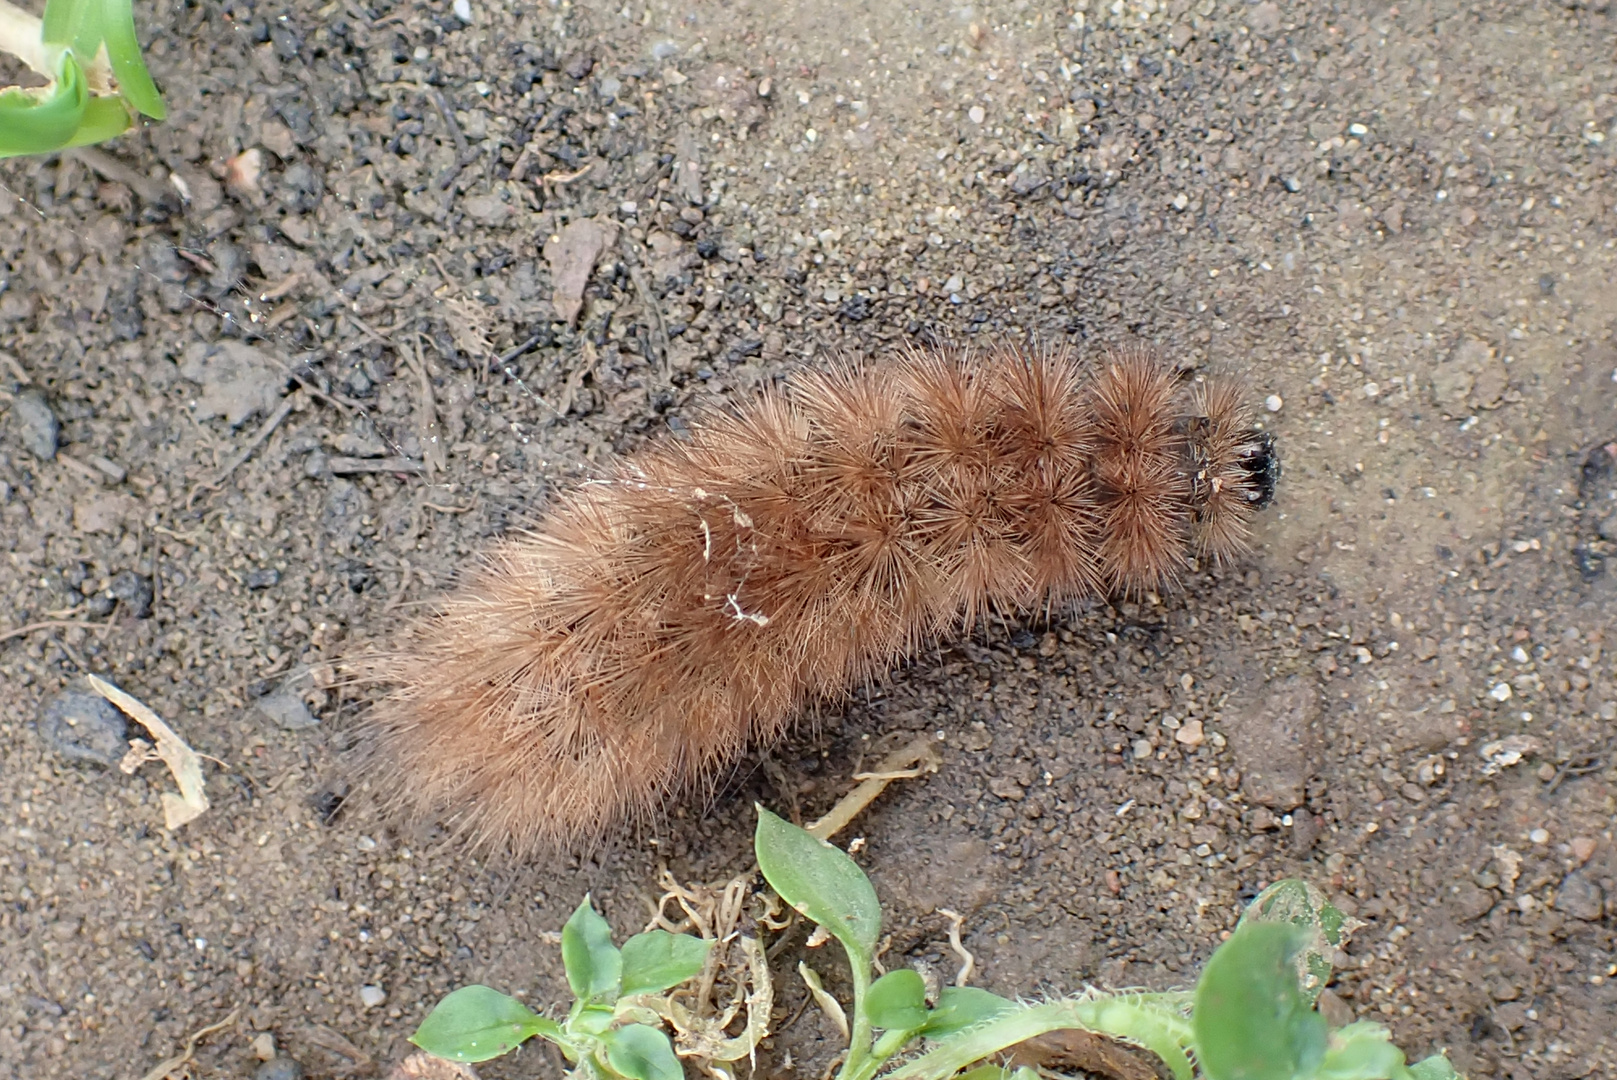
2,0,1616,1077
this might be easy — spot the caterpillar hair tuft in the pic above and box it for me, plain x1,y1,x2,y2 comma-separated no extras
358,343,1280,856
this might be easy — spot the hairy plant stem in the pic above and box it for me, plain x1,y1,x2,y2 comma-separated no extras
879,994,1196,1080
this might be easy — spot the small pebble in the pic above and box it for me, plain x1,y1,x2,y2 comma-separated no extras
451,0,471,21
256,688,317,731
251,1033,277,1061
1489,682,1513,702
968,105,986,124
38,689,128,767
246,568,282,590
109,571,155,618
360,985,388,1008
1265,394,1283,413
11,389,59,460
254,1057,306,1080
1175,719,1205,747
1570,836,1597,865
1132,738,1154,760
1529,828,1549,844
1554,871,1605,922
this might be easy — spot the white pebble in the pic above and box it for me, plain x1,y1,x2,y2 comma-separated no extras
1362,381,1380,398
1132,738,1154,760
360,985,388,1008
968,105,986,124
1489,682,1514,702
1349,122,1369,137
1529,828,1549,844
1265,394,1283,413
452,0,471,21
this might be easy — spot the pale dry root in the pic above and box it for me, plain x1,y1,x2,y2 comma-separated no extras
358,343,1278,856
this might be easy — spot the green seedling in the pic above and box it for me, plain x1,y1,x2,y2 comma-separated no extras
412,807,1463,1080
0,0,164,157
410,895,712,1079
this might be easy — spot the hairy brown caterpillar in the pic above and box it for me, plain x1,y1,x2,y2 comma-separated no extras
360,344,1279,855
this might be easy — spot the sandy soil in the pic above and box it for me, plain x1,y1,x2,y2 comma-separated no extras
2,0,1615,1077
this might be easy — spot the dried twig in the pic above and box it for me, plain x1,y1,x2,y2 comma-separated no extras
137,1006,239,1080
807,735,942,840
91,674,210,829
0,619,114,645
935,908,976,987
188,393,299,508
619,233,671,373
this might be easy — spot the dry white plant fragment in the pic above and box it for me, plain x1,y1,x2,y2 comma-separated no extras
90,674,210,829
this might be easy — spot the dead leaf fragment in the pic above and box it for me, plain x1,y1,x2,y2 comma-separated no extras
91,674,210,829
543,217,619,327
386,1052,479,1080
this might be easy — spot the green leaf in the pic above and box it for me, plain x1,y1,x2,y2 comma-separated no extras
601,1023,684,1080
620,930,712,997
1192,922,1326,1080
409,985,561,1064
1315,1022,1407,1080
1239,879,1362,1005
922,986,1017,1039
1405,1054,1461,1080
754,806,881,966
41,0,164,119
562,895,623,1003
951,1068,1009,1080
866,969,929,1031
63,94,133,147
0,49,88,158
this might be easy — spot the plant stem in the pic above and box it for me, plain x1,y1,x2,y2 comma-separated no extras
837,950,876,1080
0,0,51,76
880,995,1196,1080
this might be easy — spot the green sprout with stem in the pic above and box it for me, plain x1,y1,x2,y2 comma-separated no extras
0,0,164,158
411,806,1464,1080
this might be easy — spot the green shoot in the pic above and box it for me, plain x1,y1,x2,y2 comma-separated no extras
0,0,164,159
410,808,1463,1080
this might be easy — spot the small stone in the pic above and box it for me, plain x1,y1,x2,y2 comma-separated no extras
1554,871,1605,921
109,571,154,618
1175,719,1205,747
255,1057,306,1080
1246,0,1281,37
1265,394,1283,413
1132,738,1154,760
451,0,471,20
1570,836,1598,865
1316,988,1354,1028
179,341,286,427
246,568,282,590
968,105,986,124
1491,980,1520,1002
257,688,317,731
1452,881,1497,921
1529,828,1549,844
88,455,127,483
251,1034,277,1061
38,689,129,766
360,985,388,1008
1489,682,1514,702
1290,807,1320,855
11,389,59,460
988,775,1026,801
